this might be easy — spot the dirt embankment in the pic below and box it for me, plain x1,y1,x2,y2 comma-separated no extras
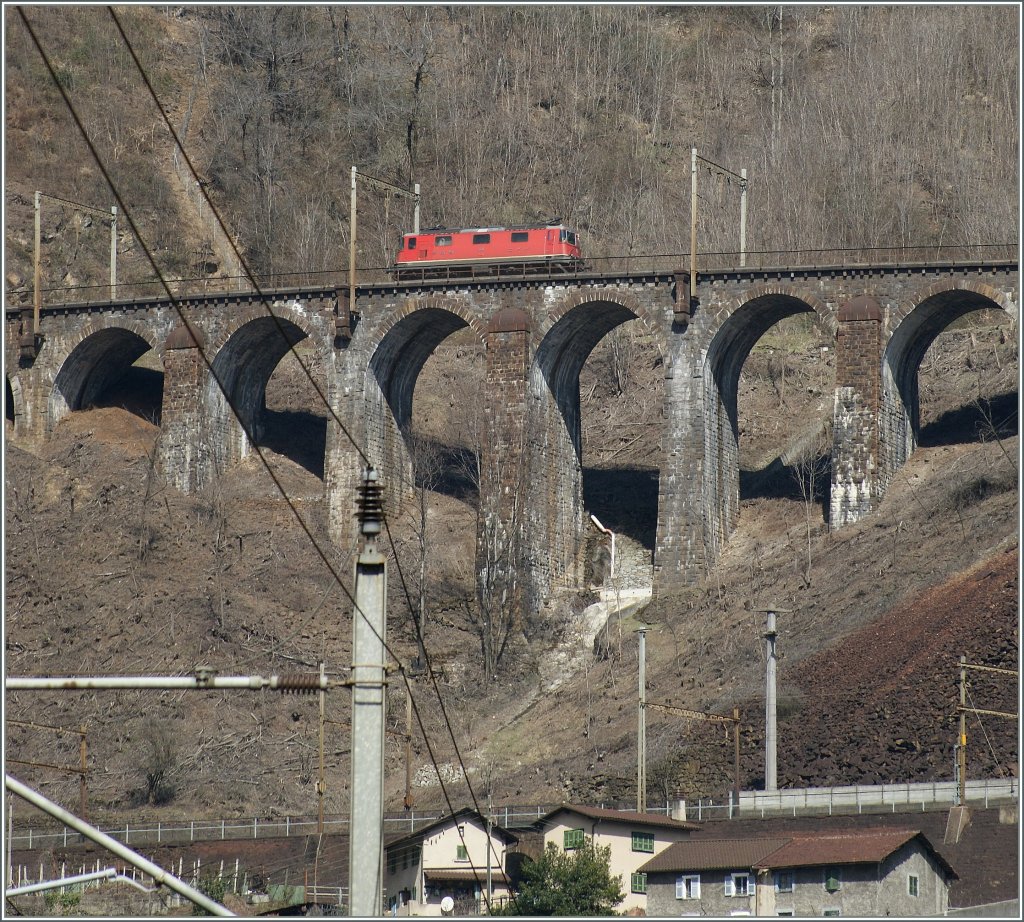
4,318,1018,822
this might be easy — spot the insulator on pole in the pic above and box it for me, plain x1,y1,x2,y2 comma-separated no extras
357,467,383,538
277,674,321,694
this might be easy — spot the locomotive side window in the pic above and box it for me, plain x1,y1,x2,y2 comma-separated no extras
472,233,491,244
407,238,416,249
435,235,452,246
511,231,530,242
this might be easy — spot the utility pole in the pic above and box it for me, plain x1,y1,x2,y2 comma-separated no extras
318,660,325,834
637,626,648,812
758,607,790,792
6,793,12,890
346,167,420,339
348,468,388,917
79,725,88,819
689,148,749,298
33,191,41,335
733,706,741,806
645,701,742,807
403,677,414,810
954,658,1018,805
486,788,493,907
109,206,118,299
958,655,967,806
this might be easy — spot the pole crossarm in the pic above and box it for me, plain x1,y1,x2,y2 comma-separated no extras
956,705,1018,720
645,700,739,723
962,663,1019,677
695,154,748,188
353,170,418,200
6,672,332,692
36,191,114,218
5,759,86,775
6,719,84,736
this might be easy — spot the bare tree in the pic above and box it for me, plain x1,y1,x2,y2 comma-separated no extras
790,425,831,587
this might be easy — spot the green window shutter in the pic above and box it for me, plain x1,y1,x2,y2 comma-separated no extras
631,831,655,853
456,844,468,861
564,828,584,849
631,872,647,894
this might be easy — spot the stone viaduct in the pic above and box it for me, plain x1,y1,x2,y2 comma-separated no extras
4,259,1018,610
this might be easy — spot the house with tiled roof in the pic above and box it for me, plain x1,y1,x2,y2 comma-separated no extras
383,808,518,916
640,827,956,917
534,804,701,914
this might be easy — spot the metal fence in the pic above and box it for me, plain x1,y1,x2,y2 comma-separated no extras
6,805,561,852
9,243,1016,309
738,777,1019,818
7,780,1017,851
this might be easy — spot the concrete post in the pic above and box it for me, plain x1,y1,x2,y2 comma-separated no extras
348,468,387,917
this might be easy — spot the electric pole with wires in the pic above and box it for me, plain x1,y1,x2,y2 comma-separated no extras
348,468,388,917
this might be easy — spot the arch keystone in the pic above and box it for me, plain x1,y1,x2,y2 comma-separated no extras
487,307,532,334
165,322,206,350
839,295,883,323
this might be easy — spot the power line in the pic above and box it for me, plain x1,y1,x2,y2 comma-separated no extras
18,8,502,904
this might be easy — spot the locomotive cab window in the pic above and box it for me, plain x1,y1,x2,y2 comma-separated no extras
511,231,530,243
559,230,577,245
407,238,416,249
434,235,452,246
472,233,491,244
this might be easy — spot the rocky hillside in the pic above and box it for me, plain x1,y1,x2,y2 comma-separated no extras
4,318,1017,823
3,3,1018,829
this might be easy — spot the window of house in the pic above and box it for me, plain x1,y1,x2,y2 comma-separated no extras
824,867,841,893
630,872,647,894
631,831,655,853
908,875,919,897
511,231,529,243
777,912,794,917
564,828,584,850
472,233,491,244
725,873,752,897
774,871,794,893
435,235,452,246
456,844,468,862
676,875,700,900
823,910,841,917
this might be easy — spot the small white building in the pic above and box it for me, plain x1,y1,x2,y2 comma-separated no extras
384,808,518,916
535,804,701,914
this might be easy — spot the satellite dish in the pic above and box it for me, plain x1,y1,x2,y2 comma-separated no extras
440,896,455,914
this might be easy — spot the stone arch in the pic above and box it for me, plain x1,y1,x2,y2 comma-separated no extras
880,280,1014,490
47,319,160,432
364,297,486,499
205,302,325,474
701,286,835,563
529,288,657,593
6,373,21,428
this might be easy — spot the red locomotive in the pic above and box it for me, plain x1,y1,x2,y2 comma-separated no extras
392,221,583,278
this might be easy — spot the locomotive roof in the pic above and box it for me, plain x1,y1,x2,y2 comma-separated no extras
405,221,575,236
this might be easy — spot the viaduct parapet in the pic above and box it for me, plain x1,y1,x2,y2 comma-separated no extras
5,260,1017,610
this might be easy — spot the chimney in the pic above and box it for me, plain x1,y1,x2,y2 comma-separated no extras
670,798,687,822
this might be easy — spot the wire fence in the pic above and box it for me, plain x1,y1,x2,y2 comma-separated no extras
8,243,1017,309
7,779,1018,852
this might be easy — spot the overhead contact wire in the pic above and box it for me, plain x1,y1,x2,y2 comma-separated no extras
23,11,508,905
